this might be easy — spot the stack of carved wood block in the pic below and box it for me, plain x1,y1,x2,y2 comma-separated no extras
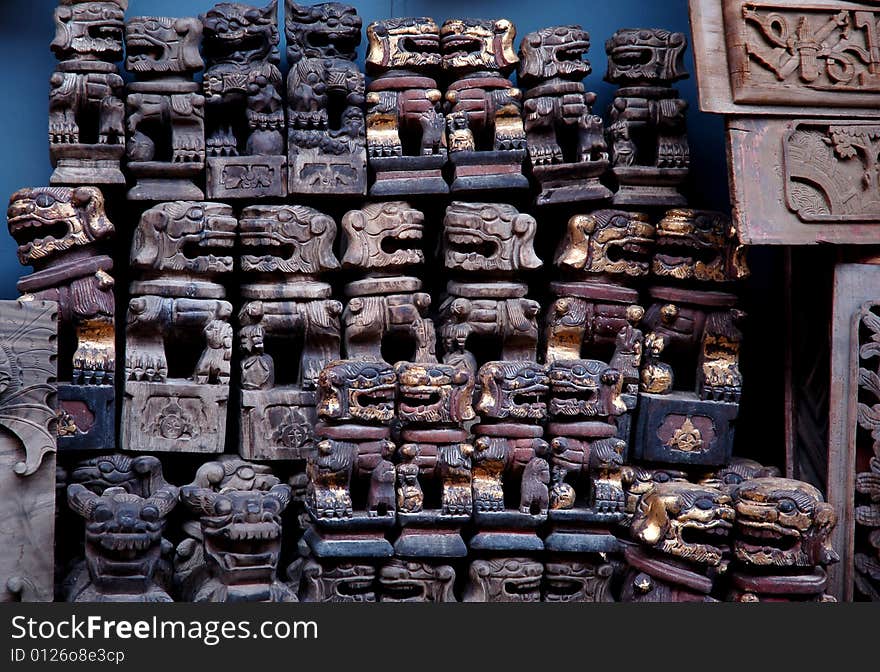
0,0,839,602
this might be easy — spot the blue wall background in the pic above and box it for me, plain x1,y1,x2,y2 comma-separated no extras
0,0,726,298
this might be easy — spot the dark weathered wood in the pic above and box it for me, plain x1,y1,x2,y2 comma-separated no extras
125,15,205,200
517,25,610,206
49,0,126,186
285,1,366,195
827,262,880,600
0,300,58,603
203,1,287,199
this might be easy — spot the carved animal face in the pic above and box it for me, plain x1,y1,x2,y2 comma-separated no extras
125,16,204,75
555,210,654,277
366,17,441,75
517,25,591,85
285,1,361,62
543,560,613,602
180,483,290,584
476,361,549,421
69,454,169,499
317,360,396,424
68,483,177,592
130,202,237,274
653,210,749,282
621,465,688,515
240,205,338,274
631,482,734,566
731,477,839,569
395,362,475,425
699,458,781,491
201,1,279,67
465,558,542,602
604,28,688,85
443,202,541,273
379,559,455,602
7,187,114,266
548,359,626,419
300,560,375,602
51,1,126,61
440,18,518,76
341,202,424,271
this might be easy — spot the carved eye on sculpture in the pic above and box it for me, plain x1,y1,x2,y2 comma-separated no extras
263,497,281,514
610,215,628,228
34,193,56,209
694,496,714,511
186,206,204,221
722,473,743,486
571,364,587,377
480,207,497,222
144,20,160,32
141,505,159,522
383,204,400,216
93,505,113,523
214,497,233,515
98,459,115,474
522,367,535,380
654,471,670,483
777,498,797,514
237,465,256,481
360,366,379,379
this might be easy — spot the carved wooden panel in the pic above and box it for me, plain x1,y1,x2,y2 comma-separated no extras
0,300,58,602
689,0,880,116
728,118,880,244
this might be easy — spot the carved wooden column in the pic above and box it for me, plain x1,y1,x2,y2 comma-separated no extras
0,300,58,602
285,1,366,196
438,201,541,374
365,17,448,197
125,15,206,200
123,202,236,453
175,456,296,602
239,204,342,461
7,187,116,451
49,0,127,186
441,19,528,194
605,28,690,207
340,202,434,363
202,1,287,199
517,25,610,207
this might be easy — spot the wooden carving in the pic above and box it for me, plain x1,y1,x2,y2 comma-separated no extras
634,209,748,467
517,25,610,206
854,304,880,599
123,202,236,453
0,300,58,602
239,204,342,460
305,360,397,558
49,0,127,186
462,557,542,602
438,202,541,373
729,477,838,601
175,456,296,602
469,361,550,552
125,15,206,200
340,202,434,363
723,0,880,108
295,557,377,602
365,17,448,196
378,559,456,602
285,1,366,195
441,18,529,193
605,28,690,206
8,187,115,451
203,1,287,199
621,482,733,602
64,454,178,602
392,362,474,558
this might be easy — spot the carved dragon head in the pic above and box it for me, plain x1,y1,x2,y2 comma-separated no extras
317,360,397,424
653,209,749,282
476,360,549,421
395,362,475,425
366,17,442,75
517,25,591,86
440,18,518,77
555,209,654,278
240,204,338,275
125,16,204,75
